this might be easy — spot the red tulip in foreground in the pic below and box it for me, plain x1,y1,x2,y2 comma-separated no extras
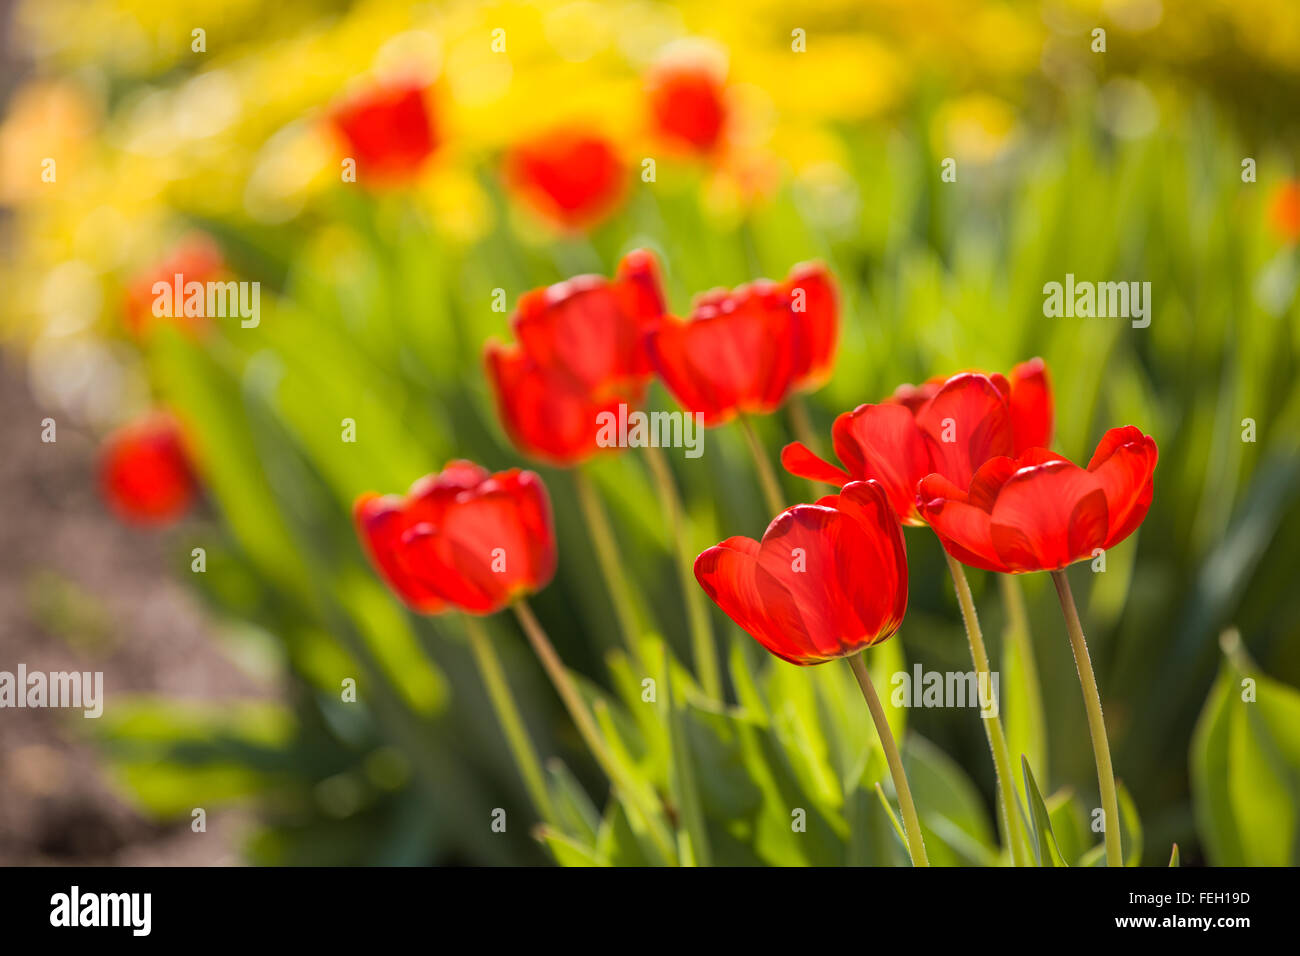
647,57,728,155
354,461,556,615
99,413,197,525
782,362,1050,522
694,480,906,665
331,80,437,184
695,479,927,865
505,127,625,231
781,360,1055,866
916,426,1158,574
920,423,1157,868
484,250,665,466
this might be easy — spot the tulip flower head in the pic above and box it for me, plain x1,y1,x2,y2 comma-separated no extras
649,262,837,426
355,461,557,615
99,412,197,525
694,479,908,665
505,127,626,231
123,234,225,338
1270,180,1300,243
647,57,728,155
782,361,1051,524
484,250,667,466
331,80,437,184
916,426,1157,573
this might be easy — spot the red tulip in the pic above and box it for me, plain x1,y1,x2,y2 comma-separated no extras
123,235,224,338
782,371,1017,524
785,262,839,391
887,358,1052,454
332,81,437,184
355,461,556,615
505,128,625,231
99,413,197,525
647,274,806,426
916,426,1157,574
510,249,666,391
694,480,907,665
484,342,645,466
647,59,727,154
484,250,666,465
1270,180,1300,243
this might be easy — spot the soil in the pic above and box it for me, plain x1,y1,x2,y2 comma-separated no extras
0,349,272,865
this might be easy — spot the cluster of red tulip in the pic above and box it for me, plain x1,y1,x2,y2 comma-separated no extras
329,53,730,229
341,231,1156,866
95,58,1162,869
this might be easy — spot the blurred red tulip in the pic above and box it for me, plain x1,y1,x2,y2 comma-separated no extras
123,234,224,338
332,81,437,184
1270,180,1300,242
785,262,839,391
647,59,727,154
694,480,907,665
648,273,809,426
355,461,556,615
916,426,1157,573
511,249,665,391
782,371,1017,523
99,413,197,525
505,128,625,230
889,358,1053,454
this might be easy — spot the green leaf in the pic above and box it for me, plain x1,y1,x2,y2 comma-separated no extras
1168,843,1180,867
1192,636,1300,865
1190,665,1245,864
1000,575,1048,782
1046,788,1091,866
1021,756,1067,867
902,734,999,866
539,826,609,867
1117,781,1143,867
544,759,600,846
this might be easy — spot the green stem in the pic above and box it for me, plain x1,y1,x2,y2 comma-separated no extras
736,413,785,515
943,551,1032,867
512,600,678,864
1000,572,1046,776
573,467,644,661
787,394,819,452
847,652,929,867
1051,569,1123,867
643,444,721,700
463,614,554,822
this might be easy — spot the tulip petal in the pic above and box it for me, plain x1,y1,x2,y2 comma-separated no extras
780,441,851,486
1088,428,1158,549
1008,358,1054,453
831,403,934,523
917,476,1009,574
914,372,1015,490
989,461,1109,572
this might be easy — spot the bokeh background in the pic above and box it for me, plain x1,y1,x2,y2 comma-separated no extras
2,0,1299,866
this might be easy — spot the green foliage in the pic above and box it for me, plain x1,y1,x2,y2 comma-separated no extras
87,95,1300,865
1192,634,1300,866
